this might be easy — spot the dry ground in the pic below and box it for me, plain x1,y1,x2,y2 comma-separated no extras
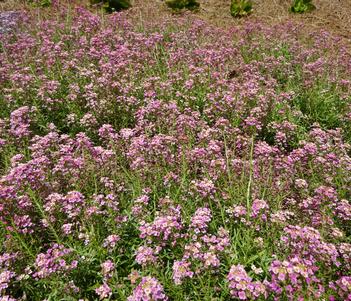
132,0,351,39
197,0,351,37
1,0,350,39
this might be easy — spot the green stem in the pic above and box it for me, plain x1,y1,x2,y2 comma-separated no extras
246,135,254,209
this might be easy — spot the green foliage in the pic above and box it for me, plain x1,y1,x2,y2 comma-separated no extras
165,0,200,11
26,0,52,7
90,0,131,13
291,0,316,13
230,0,253,17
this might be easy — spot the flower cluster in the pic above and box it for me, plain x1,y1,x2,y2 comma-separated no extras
128,276,168,301
268,257,322,300
33,244,78,279
227,264,266,300
329,276,351,300
139,206,183,246
172,260,194,285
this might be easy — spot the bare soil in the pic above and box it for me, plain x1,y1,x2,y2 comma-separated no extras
133,0,351,40
198,0,351,37
1,0,350,40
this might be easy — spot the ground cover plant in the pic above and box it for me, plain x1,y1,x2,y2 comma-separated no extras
0,1,351,300
89,0,131,13
230,0,253,17
291,0,316,13
165,0,200,11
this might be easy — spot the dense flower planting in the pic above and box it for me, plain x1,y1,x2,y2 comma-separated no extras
0,2,350,300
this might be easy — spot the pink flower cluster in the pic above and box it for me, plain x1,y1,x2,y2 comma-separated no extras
227,264,266,300
33,244,78,279
268,257,322,300
128,276,168,301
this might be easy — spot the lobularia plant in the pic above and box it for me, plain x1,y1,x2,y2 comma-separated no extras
90,0,131,12
165,0,200,11
230,0,253,17
0,2,350,300
291,0,316,13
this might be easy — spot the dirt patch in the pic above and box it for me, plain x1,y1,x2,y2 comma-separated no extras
131,0,351,39
1,0,351,39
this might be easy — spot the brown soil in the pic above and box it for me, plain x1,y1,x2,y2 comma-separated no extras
198,0,351,37
1,0,351,40
133,0,351,39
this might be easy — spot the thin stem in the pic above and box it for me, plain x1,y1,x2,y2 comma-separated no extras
246,135,254,209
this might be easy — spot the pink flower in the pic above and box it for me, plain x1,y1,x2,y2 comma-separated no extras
95,283,112,300
127,276,167,301
172,260,194,285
